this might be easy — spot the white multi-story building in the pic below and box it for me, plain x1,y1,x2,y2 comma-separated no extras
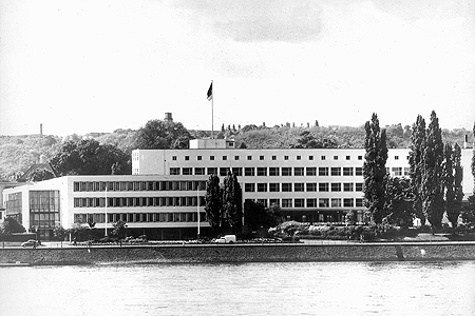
132,139,474,223
3,138,474,240
3,175,209,240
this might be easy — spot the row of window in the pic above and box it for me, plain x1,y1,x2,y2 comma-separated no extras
173,154,366,162
170,166,365,177
74,196,206,208
73,181,206,192
247,198,364,208
244,182,364,192
74,212,207,224
170,166,410,177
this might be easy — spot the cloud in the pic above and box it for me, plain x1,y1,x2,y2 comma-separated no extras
174,0,323,42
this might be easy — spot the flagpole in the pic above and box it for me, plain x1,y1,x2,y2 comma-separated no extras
105,184,108,236
197,185,201,239
211,80,214,139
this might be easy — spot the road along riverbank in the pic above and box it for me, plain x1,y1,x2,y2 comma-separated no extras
1,241,475,266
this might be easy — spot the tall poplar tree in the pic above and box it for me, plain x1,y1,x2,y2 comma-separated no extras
408,115,426,225
443,143,456,230
363,113,388,224
453,143,464,229
422,111,445,230
222,171,243,233
205,174,222,231
463,122,475,225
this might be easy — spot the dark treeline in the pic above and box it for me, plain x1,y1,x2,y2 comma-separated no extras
0,118,473,180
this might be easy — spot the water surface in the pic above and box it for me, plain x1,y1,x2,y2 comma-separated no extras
1,261,474,316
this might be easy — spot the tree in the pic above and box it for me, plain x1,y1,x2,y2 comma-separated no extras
408,115,426,225
462,122,475,226
443,143,456,230
363,113,388,224
135,119,191,149
244,201,284,231
51,139,131,176
383,177,414,228
111,220,127,239
345,210,358,226
31,169,56,182
53,225,68,246
422,111,445,231
204,174,222,231
0,217,26,235
444,143,463,231
222,171,243,233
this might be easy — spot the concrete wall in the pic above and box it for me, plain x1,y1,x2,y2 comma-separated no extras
2,242,475,265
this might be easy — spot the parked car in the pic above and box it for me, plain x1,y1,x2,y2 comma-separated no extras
21,240,40,247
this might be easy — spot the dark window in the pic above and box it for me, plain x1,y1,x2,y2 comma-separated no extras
257,167,267,176
355,167,363,176
343,183,354,192
319,183,329,192
295,199,305,208
185,156,190,161
269,167,280,176
307,198,317,208
260,156,265,160
344,198,354,207
170,168,180,175
272,156,277,160
247,156,252,160
234,156,240,161
282,183,292,192
195,167,205,175
232,167,242,176
294,183,304,192
222,156,227,161
331,167,341,176
207,167,218,175
294,167,304,176
269,183,280,192
331,183,341,192
245,168,255,176
319,167,329,176
282,167,292,176
343,167,353,176
210,156,215,161
257,183,267,192
306,183,317,192
306,167,317,176
356,183,363,191
245,183,255,192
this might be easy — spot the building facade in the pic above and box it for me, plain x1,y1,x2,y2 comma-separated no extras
3,138,474,240
3,175,209,240
132,140,474,222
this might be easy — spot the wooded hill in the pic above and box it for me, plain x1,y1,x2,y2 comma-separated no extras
0,122,471,181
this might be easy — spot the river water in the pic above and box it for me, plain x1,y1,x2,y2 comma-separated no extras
1,261,475,316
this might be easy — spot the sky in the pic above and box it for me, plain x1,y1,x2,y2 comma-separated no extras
0,0,474,136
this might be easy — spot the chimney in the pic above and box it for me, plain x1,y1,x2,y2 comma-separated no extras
40,123,43,136
464,135,469,149
164,112,173,122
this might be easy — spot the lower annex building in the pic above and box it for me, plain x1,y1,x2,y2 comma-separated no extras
3,138,474,240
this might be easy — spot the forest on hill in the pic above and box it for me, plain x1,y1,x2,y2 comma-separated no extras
0,118,472,181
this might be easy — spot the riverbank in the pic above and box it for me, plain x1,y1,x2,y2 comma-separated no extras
1,241,475,266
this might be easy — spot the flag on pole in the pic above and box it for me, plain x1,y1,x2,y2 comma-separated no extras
207,82,213,101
